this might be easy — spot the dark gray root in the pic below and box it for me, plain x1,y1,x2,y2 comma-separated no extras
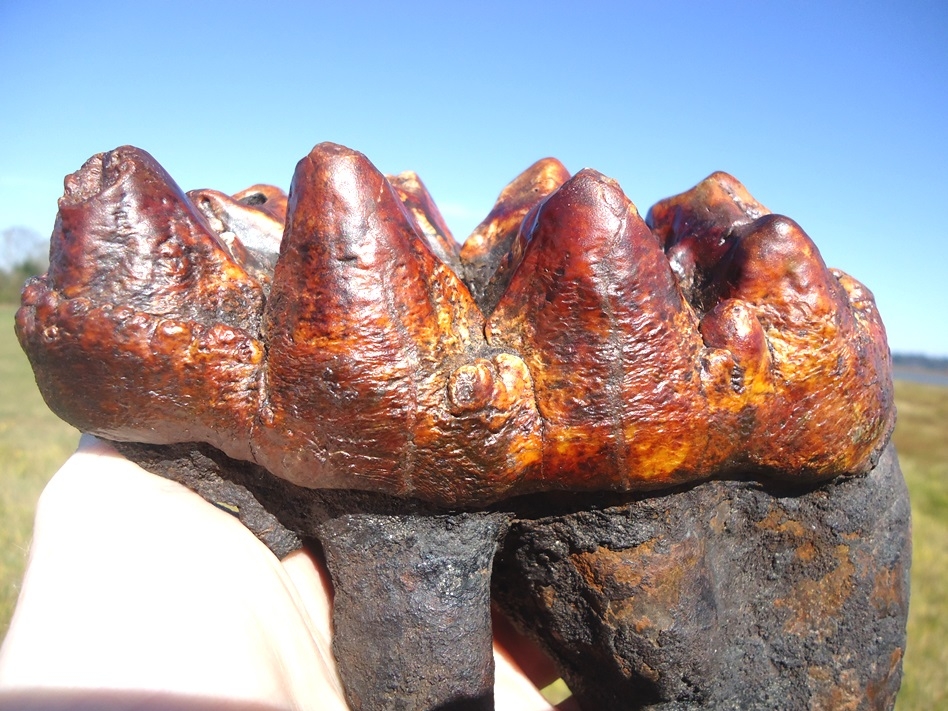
317,507,508,711
491,442,911,710
113,441,510,711
108,440,912,709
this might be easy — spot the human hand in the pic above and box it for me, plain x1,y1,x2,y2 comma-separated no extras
0,436,573,710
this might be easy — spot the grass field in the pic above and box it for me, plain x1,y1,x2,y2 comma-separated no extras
890,378,948,710
0,302,945,708
0,305,78,641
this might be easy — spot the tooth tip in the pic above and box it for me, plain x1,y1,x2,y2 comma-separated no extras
23,146,896,506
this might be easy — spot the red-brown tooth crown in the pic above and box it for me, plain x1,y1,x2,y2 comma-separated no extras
718,215,842,334
16,146,264,462
15,143,897,507
647,171,770,310
50,146,263,330
707,214,895,474
254,142,485,501
647,171,769,249
232,184,288,223
388,170,460,272
487,169,712,490
459,157,570,312
460,157,570,264
187,187,285,290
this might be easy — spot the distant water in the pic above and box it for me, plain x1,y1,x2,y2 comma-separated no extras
893,367,948,388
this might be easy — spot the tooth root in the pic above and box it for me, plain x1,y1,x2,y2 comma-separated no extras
387,170,460,272
647,171,770,308
459,157,570,312
255,142,486,504
487,169,711,490
316,500,508,711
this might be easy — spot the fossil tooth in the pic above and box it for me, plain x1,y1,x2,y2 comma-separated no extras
708,214,895,475
48,146,265,326
459,157,570,312
387,170,461,272
16,146,264,461
232,183,288,223
486,168,717,491
252,142,538,505
17,143,895,501
647,171,770,310
14,142,901,711
188,185,286,287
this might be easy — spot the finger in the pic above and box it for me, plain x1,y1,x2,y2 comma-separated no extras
279,544,345,700
492,607,561,690
0,439,348,710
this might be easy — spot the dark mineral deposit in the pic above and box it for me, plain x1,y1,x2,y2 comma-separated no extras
493,443,911,710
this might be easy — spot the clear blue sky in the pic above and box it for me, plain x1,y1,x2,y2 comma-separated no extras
1,1,946,355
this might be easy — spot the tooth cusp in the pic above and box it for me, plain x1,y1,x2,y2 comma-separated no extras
447,360,496,414
17,146,895,507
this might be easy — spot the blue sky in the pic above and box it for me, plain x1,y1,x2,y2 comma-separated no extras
1,1,946,355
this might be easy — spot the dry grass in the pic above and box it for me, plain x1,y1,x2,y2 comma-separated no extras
0,305,944,707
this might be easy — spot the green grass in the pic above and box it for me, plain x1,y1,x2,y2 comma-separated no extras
0,304,79,640
893,379,948,710
0,305,945,708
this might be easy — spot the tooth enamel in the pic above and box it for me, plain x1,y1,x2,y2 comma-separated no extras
459,157,570,313
17,144,895,508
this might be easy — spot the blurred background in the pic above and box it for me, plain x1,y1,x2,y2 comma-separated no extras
1,1,945,708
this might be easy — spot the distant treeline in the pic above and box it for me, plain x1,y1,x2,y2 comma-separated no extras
0,260,44,304
0,227,48,303
892,353,948,374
